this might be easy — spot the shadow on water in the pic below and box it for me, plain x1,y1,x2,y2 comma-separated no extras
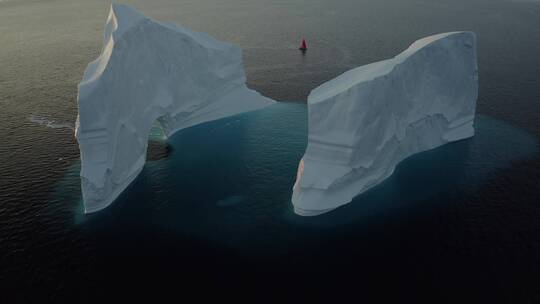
52,103,538,255
146,121,173,161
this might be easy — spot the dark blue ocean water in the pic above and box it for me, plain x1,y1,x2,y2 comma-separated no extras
2,0,540,302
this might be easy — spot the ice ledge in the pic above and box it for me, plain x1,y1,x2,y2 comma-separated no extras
292,32,478,216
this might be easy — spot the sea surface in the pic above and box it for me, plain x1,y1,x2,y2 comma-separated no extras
1,0,540,302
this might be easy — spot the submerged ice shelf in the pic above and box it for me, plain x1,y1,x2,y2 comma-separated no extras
75,4,274,213
292,32,478,216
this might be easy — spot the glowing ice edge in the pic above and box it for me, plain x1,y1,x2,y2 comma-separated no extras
75,4,274,213
292,32,478,216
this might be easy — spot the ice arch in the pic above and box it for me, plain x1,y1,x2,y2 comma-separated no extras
75,4,274,213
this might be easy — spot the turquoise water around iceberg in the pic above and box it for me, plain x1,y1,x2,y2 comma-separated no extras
52,102,538,256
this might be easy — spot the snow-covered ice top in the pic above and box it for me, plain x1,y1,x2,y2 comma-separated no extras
75,4,274,213
292,32,478,216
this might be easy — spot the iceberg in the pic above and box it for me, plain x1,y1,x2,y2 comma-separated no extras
292,32,478,216
75,4,274,213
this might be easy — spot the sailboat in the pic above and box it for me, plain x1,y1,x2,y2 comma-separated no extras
299,38,307,51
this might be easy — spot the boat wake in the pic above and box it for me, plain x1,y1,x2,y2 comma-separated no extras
28,114,74,130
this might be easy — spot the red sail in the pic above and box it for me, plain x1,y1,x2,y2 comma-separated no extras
300,39,307,50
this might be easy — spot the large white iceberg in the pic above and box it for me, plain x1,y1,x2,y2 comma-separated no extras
75,4,274,213
292,32,478,216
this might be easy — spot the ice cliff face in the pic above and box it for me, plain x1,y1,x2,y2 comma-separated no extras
75,4,274,213
292,32,478,216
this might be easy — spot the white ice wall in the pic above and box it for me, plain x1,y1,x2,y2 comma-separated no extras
292,32,478,216
75,4,274,213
